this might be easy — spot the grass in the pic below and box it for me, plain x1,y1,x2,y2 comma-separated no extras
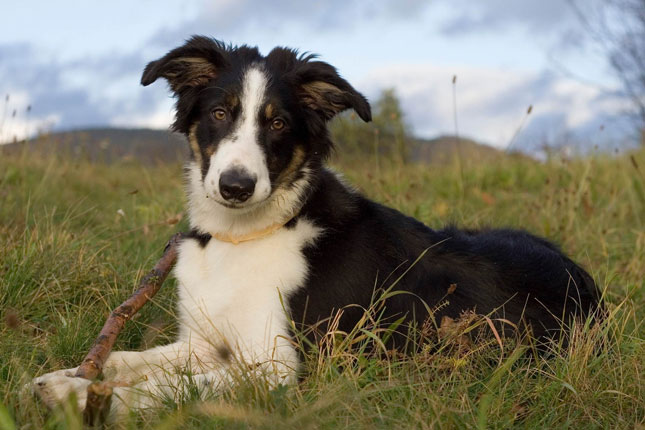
0,145,644,429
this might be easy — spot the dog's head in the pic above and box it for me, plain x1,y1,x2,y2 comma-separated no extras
142,36,371,214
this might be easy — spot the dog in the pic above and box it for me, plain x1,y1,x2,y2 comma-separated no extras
33,36,600,417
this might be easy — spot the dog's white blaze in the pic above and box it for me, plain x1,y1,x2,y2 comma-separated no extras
204,66,271,205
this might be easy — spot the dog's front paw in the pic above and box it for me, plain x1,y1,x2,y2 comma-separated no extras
32,368,91,410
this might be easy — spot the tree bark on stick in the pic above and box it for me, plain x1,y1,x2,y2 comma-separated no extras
76,232,183,425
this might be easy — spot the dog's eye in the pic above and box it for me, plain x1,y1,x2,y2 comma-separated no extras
212,109,227,121
271,118,285,131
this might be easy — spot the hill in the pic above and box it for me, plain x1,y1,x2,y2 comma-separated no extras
1,128,523,165
413,135,514,164
1,128,188,164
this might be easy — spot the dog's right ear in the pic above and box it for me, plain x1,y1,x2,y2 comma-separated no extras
291,60,372,123
141,36,228,94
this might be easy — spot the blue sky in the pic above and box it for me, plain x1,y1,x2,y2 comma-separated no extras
0,0,636,151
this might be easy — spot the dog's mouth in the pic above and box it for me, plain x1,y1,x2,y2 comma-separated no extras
218,200,246,209
207,192,269,212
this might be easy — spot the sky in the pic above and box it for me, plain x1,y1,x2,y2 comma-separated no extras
0,0,637,152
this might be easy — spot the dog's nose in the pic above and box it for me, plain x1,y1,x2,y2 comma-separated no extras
219,169,256,203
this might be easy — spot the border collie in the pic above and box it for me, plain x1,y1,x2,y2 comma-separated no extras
33,36,600,417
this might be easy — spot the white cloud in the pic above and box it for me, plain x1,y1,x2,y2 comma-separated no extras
0,92,57,143
361,64,629,149
436,0,577,35
110,99,175,130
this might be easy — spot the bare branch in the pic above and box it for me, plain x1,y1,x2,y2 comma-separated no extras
73,233,183,426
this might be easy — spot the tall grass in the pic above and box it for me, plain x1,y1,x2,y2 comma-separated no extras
0,145,643,428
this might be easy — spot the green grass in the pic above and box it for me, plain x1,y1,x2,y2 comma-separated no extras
1,146,644,429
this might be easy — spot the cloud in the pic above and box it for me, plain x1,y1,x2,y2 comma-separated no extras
149,0,352,48
361,64,631,150
0,42,172,141
147,0,433,50
2,39,631,152
437,0,577,35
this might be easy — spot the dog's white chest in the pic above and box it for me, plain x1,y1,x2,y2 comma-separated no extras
173,219,321,357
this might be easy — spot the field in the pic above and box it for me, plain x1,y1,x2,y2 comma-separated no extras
1,145,644,429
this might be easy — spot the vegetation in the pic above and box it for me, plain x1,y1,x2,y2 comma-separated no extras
331,88,413,162
0,139,644,428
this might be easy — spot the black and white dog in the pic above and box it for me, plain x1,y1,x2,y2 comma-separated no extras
34,36,600,416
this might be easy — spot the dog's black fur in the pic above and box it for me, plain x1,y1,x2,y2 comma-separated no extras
146,36,600,350
286,171,600,349
292,171,599,344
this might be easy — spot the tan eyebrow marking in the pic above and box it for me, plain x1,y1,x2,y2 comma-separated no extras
264,103,274,119
226,94,239,108
188,122,202,163
204,143,216,158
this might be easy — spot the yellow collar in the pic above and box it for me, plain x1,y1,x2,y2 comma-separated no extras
211,219,293,245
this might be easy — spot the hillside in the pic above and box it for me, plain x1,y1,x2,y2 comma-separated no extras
413,135,514,164
1,128,521,165
1,128,188,164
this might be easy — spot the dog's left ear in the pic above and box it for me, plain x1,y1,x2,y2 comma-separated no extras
141,36,229,94
294,61,371,122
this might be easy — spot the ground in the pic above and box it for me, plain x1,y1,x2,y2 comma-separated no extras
0,145,644,429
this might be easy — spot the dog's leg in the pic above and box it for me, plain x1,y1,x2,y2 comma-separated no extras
107,353,297,420
107,367,231,418
107,335,299,419
101,341,204,382
31,341,208,410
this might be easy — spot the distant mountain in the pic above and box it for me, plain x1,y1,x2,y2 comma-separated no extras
412,135,517,165
1,128,523,165
1,128,188,165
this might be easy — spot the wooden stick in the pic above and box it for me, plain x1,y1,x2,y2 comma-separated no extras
74,233,183,426
75,232,183,380
83,382,114,427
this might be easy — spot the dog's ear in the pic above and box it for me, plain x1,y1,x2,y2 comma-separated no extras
294,61,371,122
141,36,228,94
